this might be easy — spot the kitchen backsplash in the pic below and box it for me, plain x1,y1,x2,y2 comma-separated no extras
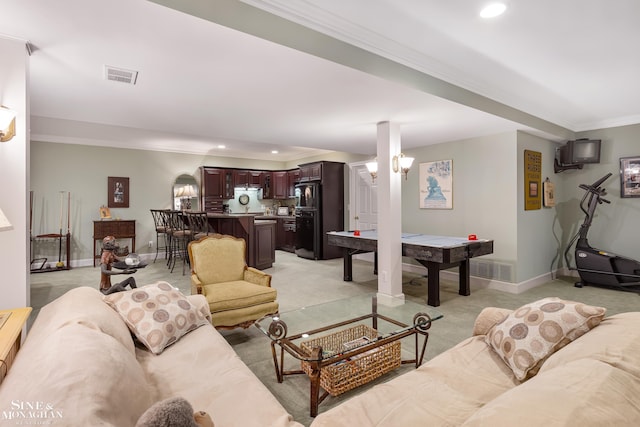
226,187,295,214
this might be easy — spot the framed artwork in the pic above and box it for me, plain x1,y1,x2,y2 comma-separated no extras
524,150,542,210
99,206,111,219
620,156,640,198
419,160,453,209
108,176,129,208
543,178,555,207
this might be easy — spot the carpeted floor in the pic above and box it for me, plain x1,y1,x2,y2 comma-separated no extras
29,250,640,426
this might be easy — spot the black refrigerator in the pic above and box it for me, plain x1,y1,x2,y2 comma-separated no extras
294,161,344,260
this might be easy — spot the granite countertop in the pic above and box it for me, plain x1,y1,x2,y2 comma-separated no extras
256,214,296,220
205,213,296,219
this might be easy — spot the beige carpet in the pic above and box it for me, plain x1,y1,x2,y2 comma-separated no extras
30,250,640,426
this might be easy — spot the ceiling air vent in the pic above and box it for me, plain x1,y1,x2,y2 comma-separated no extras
105,65,138,85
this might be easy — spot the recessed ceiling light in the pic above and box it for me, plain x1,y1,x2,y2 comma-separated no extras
217,144,226,149
271,150,279,154
480,2,507,18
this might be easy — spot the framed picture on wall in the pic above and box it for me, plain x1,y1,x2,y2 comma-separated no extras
419,159,453,209
107,176,129,208
99,206,111,219
620,156,640,198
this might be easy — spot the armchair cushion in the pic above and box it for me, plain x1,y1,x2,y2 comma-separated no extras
203,281,278,312
190,234,247,284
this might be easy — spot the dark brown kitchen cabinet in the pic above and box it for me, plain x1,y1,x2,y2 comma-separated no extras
202,167,234,199
202,167,224,198
273,171,288,199
233,170,249,188
287,169,300,196
262,172,273,199
234,170,263,188
254,220,276,270
299,162,322,182
201,167,233,212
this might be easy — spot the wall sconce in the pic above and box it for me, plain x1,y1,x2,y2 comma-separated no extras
393,153,414,180
0,208,13,232
0,106,16,142
366,153,415,182
365,160,378,182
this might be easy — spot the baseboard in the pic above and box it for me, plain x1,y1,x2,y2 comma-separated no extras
67,252,162,269
401,261,562,295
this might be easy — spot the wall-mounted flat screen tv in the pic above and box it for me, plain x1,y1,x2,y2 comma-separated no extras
558,139,601,165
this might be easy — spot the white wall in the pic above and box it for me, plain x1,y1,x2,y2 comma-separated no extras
30,141,367,264
0,37,29,310
402,132,518,270
516,131,561,284
563,124,640,261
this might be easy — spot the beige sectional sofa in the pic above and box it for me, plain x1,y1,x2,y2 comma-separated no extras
0,285,302,427
311,300,640,427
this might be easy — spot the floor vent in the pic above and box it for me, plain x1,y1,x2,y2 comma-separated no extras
105,65,138,85
471,259,514,282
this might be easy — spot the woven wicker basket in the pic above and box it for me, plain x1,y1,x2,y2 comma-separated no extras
300,324,401,396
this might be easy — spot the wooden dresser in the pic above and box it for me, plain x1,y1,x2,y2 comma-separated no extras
93,220,136,266
0,307,32,384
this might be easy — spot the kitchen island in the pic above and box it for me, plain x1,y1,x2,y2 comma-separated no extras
205,213,276,270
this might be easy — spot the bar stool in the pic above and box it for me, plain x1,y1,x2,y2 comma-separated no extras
150,209,169,263
184,211,214,241
166,210,192,275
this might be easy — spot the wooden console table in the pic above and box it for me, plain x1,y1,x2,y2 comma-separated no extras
0,307,32,384
93,220,136,267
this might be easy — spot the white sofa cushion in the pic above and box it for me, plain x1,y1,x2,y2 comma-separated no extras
136,322,301,427
25,285,137,354
461,358,640,427
0,322,154,426
310,336,518,427
539,312,640,378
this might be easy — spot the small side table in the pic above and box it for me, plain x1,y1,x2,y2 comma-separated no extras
0,307,32,383
93,220,136,266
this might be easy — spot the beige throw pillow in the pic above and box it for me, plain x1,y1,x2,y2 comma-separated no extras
485,297,606,381
104,281,209,354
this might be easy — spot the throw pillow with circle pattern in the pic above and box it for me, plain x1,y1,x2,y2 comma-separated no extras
104,281,209,354
485,297,606,381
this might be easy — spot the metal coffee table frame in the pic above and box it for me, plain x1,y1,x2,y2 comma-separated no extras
256,295,441,417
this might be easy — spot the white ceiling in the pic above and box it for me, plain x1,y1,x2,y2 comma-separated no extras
2,0,639,161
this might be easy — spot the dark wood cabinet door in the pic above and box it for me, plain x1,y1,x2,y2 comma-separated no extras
249,170,263,187
254,222,276,269
308,163,322,181
262,172,273,199
273,171,288,199
223,170,234,199
287,169,300,196
299,162,322,182
234,170,249,188
202,168,224,199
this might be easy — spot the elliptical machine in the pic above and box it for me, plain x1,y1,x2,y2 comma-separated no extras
565,173,640,290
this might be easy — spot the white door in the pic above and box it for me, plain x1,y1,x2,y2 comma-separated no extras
349,162,378,261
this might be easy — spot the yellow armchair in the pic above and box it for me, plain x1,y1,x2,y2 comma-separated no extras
187,234,278,329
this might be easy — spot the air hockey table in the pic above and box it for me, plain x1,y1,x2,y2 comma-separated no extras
327,230,494,307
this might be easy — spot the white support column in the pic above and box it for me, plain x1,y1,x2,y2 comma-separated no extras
376,121,404,301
